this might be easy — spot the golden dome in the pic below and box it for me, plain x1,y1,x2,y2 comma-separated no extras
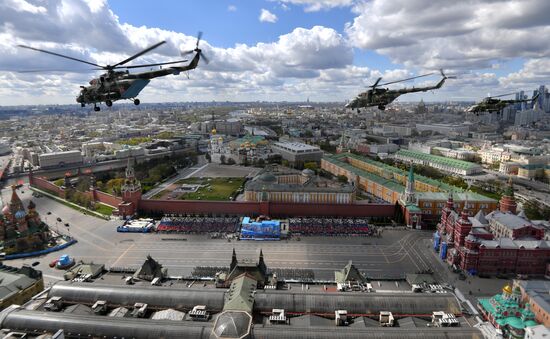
211,128,217,135
502,285,512,294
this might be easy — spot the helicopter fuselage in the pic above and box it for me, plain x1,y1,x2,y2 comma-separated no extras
347,78,447,111
347,88,401,110
76,76,150,105
76,51,201,107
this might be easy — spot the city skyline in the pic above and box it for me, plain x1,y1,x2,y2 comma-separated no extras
0,0,549,106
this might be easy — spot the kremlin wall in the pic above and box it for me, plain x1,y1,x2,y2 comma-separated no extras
28,161,396,220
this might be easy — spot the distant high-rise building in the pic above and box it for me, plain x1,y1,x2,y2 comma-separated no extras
537,85,546,110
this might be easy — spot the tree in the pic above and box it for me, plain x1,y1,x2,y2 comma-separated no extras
205,153,211,163
256,158,266,168
75,176,90,192
53,179,64,187
267,154,282,164
156,131,175,139
281,159,289,167
523,199,550,220
226,158,236,165
304,162,318,172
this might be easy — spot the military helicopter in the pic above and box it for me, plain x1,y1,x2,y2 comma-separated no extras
346,70,454,111
467,92,539,115
18,32,208,111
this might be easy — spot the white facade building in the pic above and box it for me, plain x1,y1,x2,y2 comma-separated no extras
38,150,83,168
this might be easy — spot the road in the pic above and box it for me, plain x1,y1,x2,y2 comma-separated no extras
5,148,196,180
2,182,506,301
5,184,431,283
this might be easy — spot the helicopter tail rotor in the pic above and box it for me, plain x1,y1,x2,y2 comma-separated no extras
440,69,457,79
181,31,210,64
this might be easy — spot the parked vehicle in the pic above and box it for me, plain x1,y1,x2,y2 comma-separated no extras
55,255,75,270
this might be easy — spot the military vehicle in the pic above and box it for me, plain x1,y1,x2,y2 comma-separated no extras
467,93,539,115
346,70,454,111
19,32,208,111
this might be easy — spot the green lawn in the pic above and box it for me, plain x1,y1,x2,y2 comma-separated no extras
175,177,245,201
94,203,115,216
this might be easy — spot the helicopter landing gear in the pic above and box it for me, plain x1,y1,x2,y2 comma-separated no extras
357,109,361,113
93,105,100,112
133,98,140,106
378,104,386,110
81,103,85,108
105,100,112,107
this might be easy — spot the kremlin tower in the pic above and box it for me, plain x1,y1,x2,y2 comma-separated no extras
118,158,142,218
499,177,517,214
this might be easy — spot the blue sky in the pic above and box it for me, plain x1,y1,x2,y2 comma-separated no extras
110,1,401,72
0,0,548,105
110,1,351,47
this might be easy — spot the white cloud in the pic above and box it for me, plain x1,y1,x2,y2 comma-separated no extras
4,0,542,105
227,5,237,12
259,9,278,23
5,0,47,14
276,0,354,12
346,0,550,71
0,1,362,104
499,59,550,89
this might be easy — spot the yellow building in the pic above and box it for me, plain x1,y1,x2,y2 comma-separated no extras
0,264,44,310
245,166,355,204
322,153,497,226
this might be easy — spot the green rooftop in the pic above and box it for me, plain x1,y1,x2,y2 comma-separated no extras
324,153,496,202
332,152,462,192
324,155,404,193
396,149,480,170
223,274,257,313
478,295,538,330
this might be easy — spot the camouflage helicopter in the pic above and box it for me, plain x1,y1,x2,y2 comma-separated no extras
467,92,539,115
18,32,208,111
346,70,454,112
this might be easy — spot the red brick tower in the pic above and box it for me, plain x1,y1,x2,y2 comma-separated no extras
119,158,142,217
454,204,472,248
499,177,517,214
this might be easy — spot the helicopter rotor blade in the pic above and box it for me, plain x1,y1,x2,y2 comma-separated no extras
181,50,194,56
196,31,203,48
18,45,104,68
201,53,210,65
489,92,516,99
378,72,434,87
113,59,189,69
17,68,97,74
369,77,383,88
111,40,166,68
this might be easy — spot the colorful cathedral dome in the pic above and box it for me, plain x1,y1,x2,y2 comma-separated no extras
502,284,512,294
15,210,27,219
